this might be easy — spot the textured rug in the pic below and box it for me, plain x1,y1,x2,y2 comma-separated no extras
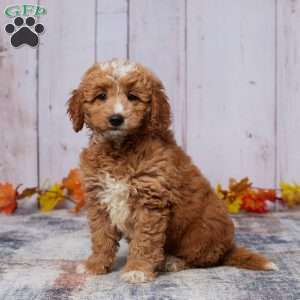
0,209,299,300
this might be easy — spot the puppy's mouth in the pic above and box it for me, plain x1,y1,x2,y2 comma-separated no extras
102,128,126,142
107,126,126,134
105,126,126,135
111,127,122,131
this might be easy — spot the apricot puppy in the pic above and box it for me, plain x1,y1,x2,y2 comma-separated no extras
68,59,278,283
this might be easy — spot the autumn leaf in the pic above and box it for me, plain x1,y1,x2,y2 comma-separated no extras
17,187,38,200
38,184,65,212
241,189,276,213
0,183,17,215
216,179,253,213
62,169,85,212
258,189,277,202
216,183,226,199
62,169,81,191
241,191,266,213
280,182,300,207
69,189,85,213
229,177,252,194
226,197,242,214
216,178,277,213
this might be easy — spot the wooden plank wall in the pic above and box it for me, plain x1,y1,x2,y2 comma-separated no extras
0,0,38,187
277,0,300,184
0,0,300,189
186,0,276,187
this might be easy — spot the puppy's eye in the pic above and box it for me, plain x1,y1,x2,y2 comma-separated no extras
96,93,107,101
127,93,139,101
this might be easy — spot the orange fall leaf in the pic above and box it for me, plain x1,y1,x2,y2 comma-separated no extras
63,169,85,212
0,183,17,215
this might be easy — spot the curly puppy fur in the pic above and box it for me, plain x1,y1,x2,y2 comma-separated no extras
68,59,278,283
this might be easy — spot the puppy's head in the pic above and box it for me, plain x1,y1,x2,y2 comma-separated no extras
67,59,171,140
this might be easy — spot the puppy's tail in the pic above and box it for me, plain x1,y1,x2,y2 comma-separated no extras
222,246,278,271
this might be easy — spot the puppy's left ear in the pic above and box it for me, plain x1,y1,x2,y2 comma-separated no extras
149,81,171,133
67,89,84,132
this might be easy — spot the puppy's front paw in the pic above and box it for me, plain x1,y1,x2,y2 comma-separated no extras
121,270,155,283
77,256,111,275
76,262,108,275
76,263,89,274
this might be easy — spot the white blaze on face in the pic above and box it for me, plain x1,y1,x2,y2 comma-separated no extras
100,59,137,79
114,101,124,114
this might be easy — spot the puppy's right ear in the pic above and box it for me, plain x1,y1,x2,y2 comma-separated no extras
67,89,84,132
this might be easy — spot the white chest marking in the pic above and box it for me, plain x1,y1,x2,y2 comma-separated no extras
97,174,130,232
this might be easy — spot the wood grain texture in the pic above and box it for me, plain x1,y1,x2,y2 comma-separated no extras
129,0,186,146
277,0,300,183
96,0,128,61
186,0,276,187
0,0,38,186
38,0,95,182
1,1,300,190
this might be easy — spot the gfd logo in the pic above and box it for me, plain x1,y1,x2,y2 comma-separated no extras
4,5,47,48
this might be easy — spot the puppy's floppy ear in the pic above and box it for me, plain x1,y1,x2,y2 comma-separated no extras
67,89,84,132
149,81,171,133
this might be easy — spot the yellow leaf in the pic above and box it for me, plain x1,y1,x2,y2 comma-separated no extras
38,184,64,212
226,197,242,214
216,183,225,199
280,181,300,207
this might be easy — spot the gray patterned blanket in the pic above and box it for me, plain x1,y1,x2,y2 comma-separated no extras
0,209,299,300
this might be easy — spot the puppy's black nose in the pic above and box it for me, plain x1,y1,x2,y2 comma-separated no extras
109,114,124,127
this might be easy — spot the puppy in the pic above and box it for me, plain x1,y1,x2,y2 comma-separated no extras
68,59,277,283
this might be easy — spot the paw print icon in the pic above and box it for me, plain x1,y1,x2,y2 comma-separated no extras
5,16,44,47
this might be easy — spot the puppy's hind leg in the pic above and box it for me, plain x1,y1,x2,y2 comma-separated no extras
174,217,234,268
161,255,188,273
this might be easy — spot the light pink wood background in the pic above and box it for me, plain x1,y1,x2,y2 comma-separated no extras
0,0,299,189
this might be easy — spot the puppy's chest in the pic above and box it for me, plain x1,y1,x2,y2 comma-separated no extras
97,173,133,234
